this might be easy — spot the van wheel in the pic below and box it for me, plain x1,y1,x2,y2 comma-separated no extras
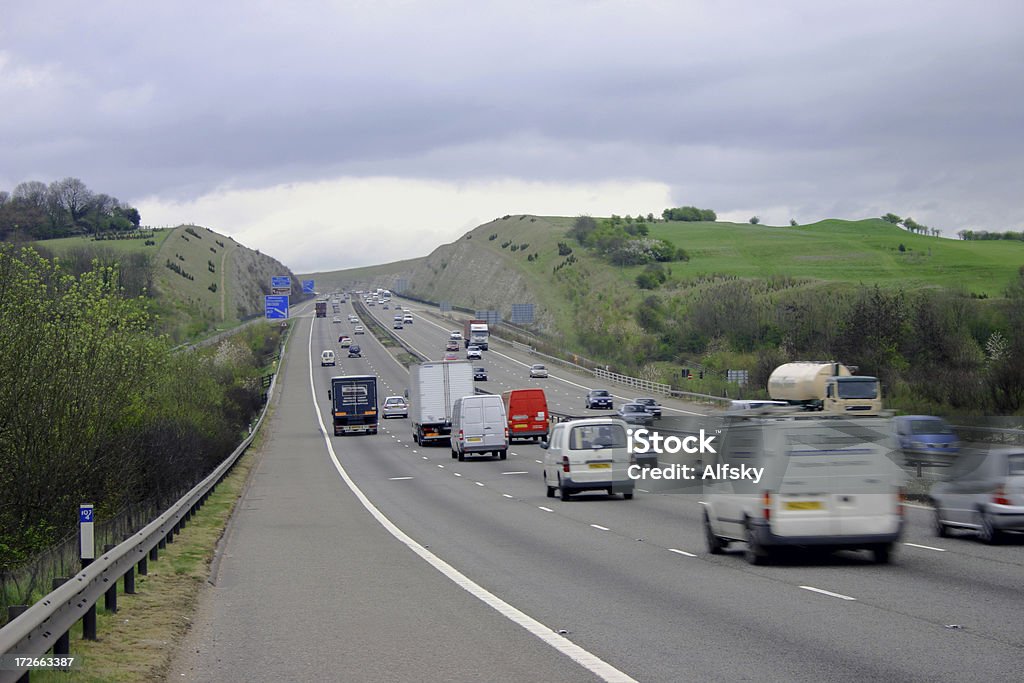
499,450,507,460
704,511,726,555
872,544,892,564
744,523,770,566
458,450,466,462
451,448,457,459
933,506,949,538
558,476,571,502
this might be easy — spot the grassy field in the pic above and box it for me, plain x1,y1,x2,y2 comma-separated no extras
31,228,174,257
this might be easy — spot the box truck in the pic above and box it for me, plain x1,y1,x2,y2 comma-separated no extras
409,361,475,445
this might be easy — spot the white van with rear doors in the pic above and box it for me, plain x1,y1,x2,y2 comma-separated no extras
451,394,508,461
321,350,336,366
702,414,905,565
541,418,635,501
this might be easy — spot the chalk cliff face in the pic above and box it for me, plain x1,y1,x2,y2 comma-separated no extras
229,242,307,319
366,234,554,333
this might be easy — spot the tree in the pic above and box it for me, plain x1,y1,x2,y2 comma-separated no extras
49,177,94,229
882,213,902,224
568,215,597,244
789,219,798,226
749,216,760,225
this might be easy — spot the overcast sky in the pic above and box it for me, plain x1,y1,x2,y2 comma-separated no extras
3,1,1022,272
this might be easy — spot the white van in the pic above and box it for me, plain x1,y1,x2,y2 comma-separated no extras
702,415,906,564
320,349,336,366
541,418,635,501
451,394,508,461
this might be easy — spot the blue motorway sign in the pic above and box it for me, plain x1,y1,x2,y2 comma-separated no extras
271,276,291,289
79,504,94,524
302,279,315,294
265,295,290,320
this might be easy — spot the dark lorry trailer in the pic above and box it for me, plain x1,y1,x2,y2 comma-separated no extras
315,301,327,318
329,374,378,435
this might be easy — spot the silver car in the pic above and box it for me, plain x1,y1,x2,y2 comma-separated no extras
529,364,548,378
382,396,409,419
616,402,654,426
931,447,1024,543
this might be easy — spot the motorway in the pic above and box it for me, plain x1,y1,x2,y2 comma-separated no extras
170,296,1024,682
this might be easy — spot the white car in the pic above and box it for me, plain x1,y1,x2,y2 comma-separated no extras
529,364,548,378
466,345,482,360
332,316,341,324
354,325,365,334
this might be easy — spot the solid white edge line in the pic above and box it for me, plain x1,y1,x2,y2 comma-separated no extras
799,585,857,601
904,542,946,552
668,549,696,557
306,317,637,683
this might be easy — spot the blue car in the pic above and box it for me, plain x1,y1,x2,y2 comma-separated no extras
894,415,960,465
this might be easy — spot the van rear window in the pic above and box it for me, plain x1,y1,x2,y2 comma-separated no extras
569,424,626,450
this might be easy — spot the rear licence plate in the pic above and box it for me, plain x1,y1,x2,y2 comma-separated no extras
467,437,482,443
589,463,611,469
785,501,824,510
514,424,527,429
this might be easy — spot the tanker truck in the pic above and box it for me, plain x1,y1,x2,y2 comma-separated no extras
767,362,882,415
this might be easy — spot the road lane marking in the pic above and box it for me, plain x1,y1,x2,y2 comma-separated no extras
503,471,529,475
454,472,462,477
800,586,857,601
476,482,485,487
668,549,696,557
308,330,638,682
389,477,414,481
590,524,610,531
538,506,554,513
437,465,445,469
904,542,946,552
503,494,514,498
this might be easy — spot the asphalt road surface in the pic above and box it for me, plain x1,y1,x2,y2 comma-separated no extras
170,296,1024,682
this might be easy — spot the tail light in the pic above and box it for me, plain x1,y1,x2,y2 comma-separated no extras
504,427,509,441
458,429,464,442
762,491,772,521
897,487,906,516
562,456,570,473
993,485,1010,506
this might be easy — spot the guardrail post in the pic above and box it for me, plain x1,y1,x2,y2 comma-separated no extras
83,600,97,640
103,545,117,613
157,534,166,550
138,552,148,575
52,578,70,655
124,562,136,595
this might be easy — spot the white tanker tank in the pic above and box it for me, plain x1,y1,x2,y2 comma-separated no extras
768,362,882,415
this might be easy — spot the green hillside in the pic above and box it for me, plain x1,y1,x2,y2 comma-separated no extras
31,225,306,343
316,215,1024,414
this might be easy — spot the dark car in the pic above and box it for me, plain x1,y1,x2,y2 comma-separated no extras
616,402,655,426
585,389,613,410
633,397,662,419
894,415,960,465
474,366,488,381
348,344,362,358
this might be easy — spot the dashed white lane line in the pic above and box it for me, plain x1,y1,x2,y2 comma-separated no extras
535,460,543,464
591,524,610,531
454,472,463,477
389,477,414,481
800,586,857,601
503,494,514,499
475,482,485,487
437,464,445,469
904,542,946,552
668,548,697,557
503,471,529,475
538,506,554,513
